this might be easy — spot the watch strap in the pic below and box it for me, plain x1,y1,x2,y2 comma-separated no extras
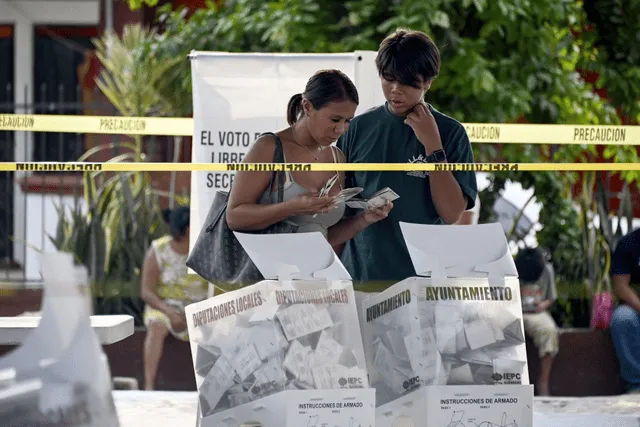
426,149,447,163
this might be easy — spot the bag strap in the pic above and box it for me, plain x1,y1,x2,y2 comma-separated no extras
260,132,286,203
206,133,284,233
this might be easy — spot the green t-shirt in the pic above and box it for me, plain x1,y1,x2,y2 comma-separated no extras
337,103,478,291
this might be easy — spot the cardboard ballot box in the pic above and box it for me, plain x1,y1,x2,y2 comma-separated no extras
0,253,120,427
192,387,375,427
376,384,533,427
185,231,376,427
360,222,533,427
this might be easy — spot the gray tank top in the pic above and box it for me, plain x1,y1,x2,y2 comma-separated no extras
257,145,346,239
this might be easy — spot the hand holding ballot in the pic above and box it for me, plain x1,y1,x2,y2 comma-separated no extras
288,192,335,216
361,200,394,225
346,187,400,210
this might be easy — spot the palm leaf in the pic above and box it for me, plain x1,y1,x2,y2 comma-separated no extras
78,142,138,162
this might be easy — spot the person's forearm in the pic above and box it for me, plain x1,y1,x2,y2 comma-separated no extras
617,286,640,313
327,214,368,247
227,201,297,231
429,171,467,224
141,290,176,316
540,299,554,311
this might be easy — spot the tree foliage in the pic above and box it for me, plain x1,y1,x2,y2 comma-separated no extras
138,0,639,286
125,0,159,10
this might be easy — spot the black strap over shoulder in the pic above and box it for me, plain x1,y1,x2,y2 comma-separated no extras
259,132,286,204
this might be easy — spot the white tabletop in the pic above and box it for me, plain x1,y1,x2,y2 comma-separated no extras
0,315,134,345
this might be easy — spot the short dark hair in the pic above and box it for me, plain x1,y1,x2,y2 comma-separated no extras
514,247,547,283
287,69,359,126
162,206,190,240
376,28,441,88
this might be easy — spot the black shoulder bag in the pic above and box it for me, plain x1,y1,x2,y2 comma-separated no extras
186,132,299,290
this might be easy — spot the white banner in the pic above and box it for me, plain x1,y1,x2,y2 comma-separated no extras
189,51,385,285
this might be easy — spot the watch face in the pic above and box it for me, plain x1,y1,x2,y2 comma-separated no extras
433,149,446,162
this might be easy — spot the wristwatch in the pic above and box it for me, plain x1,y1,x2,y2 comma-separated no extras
426,149,447,163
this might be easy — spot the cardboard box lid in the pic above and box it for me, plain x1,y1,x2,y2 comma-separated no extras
399,222,518,286
234,231,352,281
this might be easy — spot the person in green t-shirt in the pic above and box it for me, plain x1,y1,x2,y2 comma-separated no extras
336,29,478,290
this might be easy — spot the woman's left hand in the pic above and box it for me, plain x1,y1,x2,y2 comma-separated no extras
361,201,393,225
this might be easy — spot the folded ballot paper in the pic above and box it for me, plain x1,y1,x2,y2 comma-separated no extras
0,252,120,427
185,279,373,427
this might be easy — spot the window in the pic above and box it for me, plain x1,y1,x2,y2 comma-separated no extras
0,24,14,261
32,25,98,163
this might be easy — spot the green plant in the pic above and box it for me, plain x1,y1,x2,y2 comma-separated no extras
48,24,191,318
93,24,181,156
49,170,166,296
139,13,199,207
125,0,160,9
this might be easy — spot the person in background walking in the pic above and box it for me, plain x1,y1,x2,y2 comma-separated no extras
609,228,640,394
140,206,208,390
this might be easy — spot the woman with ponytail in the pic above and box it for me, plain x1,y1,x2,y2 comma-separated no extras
140,205,208,390
226,69,393,248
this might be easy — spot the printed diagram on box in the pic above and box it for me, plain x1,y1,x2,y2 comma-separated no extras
447,411,465,427
446,411,518,427
304,414,368,427
307,414,319,427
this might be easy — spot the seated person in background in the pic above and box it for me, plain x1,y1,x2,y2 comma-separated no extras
515,247,559,396
456,194,481,225
226,69,392,247
609,228,640,394
140,206,208,390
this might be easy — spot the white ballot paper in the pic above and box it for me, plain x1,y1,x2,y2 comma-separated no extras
346,187,400,209
185,279,369,420
318,173,363,203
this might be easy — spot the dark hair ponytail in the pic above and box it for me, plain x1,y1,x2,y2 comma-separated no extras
287,93,304,126
286,70,359,125
162,206,190,240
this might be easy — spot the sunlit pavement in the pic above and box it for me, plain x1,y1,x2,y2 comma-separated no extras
113,391,640,427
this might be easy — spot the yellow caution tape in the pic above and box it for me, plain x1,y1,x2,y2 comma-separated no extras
462,123,638,145
0,114,192,136
1,162,639,172
0,114,638,145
